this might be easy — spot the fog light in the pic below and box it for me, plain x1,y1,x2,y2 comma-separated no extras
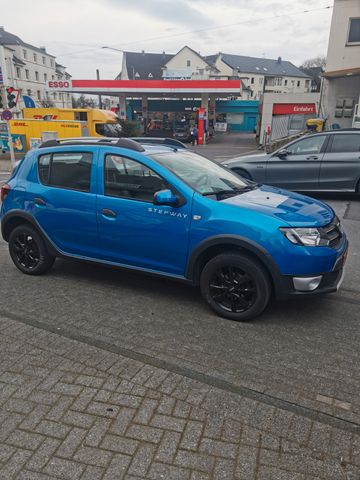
293,276,323,292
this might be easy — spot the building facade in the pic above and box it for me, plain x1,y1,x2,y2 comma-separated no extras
321,0,360,128
0,27,72,117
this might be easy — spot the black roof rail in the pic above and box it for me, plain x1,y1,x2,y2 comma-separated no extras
129,137,187,149
39,137,145,152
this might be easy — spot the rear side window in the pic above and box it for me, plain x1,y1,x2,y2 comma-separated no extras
38,152,93,192
330,134,360,153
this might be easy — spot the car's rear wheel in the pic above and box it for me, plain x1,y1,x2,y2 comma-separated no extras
9,225,55,275
200,253,271,321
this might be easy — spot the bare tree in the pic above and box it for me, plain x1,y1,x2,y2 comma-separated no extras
300,56,326,69
39,99,55,108
72,95,97,109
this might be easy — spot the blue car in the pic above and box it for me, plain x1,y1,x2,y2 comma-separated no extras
0,138,348,321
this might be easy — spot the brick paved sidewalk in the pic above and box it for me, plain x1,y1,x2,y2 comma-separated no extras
0,314,359,480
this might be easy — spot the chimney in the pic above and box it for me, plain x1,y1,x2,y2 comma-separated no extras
0,26,5,31
141,50,145,55
277,56,282,64
39,46,47,53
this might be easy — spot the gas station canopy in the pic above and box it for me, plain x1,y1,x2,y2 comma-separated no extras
48,79,242,96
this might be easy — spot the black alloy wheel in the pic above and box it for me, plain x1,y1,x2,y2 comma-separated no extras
200,252,271,321
209,265,256,313
12,232,40,270
9,225,55,275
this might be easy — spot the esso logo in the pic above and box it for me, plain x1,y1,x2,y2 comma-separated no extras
48,81,70,88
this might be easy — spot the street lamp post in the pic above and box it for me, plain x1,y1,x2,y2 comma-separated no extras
101,46,124,114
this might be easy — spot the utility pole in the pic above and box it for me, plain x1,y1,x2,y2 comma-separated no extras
96,69,103,109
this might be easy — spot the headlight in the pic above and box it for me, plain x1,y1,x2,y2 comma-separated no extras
280,227,329,246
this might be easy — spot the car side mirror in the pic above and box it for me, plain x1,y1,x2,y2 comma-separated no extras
153,189,178,206
277,149,288,158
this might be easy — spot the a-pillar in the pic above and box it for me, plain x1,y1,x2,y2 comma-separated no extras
118,95,127,120
142,97,149,133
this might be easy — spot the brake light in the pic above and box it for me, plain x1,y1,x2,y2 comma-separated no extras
0,184,10,203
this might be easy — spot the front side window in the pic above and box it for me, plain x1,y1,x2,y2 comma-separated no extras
348,18,360,43
150,151,248,196
286,135,326,155
38,152,92,192
330,134,360,153
104,155,167,202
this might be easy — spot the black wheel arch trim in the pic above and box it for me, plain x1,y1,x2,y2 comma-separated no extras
185,234,282,288
1,210,59,257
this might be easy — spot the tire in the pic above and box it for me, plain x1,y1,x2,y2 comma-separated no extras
8,225,55,275
200,252,271,321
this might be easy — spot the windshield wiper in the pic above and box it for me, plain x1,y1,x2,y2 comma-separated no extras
202,185,257,196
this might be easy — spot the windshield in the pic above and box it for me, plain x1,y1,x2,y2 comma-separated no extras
150,151,250,195
95,123,122,137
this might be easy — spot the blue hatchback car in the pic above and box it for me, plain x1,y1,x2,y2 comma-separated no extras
0,138,348,321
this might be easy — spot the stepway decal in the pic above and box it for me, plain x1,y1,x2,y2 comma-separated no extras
148,207,187,219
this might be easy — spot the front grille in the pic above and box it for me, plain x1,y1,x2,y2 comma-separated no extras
321,216,342,248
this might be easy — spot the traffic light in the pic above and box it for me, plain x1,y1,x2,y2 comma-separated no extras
6,87,16,108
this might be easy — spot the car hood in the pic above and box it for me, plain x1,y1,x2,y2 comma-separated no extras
224,153,269,166
220,185,334,227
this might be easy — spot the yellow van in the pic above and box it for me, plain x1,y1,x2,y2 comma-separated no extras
22,108,122,137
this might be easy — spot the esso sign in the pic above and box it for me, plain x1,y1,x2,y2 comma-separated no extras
48,81,70,89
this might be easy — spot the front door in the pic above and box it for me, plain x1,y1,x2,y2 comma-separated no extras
266,134,328,190
96,152,192,276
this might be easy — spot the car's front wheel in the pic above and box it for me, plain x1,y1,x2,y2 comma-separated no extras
200,252,271,321
9,225,55,275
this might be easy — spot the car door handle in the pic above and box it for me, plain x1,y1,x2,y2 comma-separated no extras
306,155,318,160
33,197,46,206
101,208,117,218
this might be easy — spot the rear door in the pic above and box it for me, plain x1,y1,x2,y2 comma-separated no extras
319,133,360,191
266,134,328,190
28,148,99,258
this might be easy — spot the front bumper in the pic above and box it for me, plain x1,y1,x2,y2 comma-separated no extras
275,240,348,300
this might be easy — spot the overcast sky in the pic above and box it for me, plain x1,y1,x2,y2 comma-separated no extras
2,0,333,79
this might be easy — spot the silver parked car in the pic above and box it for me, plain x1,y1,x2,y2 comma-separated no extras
224,130,360,193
